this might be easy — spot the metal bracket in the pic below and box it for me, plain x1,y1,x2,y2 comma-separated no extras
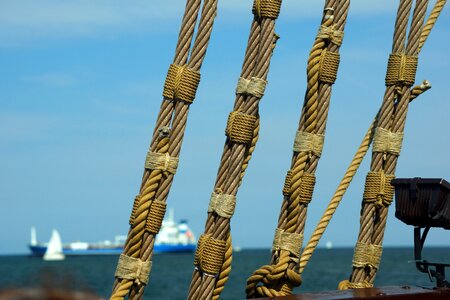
414,226,450,288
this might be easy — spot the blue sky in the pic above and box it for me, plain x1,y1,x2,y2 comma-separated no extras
1,0,449,255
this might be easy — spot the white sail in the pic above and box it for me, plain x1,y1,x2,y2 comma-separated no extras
43,229,65,261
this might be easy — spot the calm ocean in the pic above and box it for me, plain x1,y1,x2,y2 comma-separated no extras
0,248,448,299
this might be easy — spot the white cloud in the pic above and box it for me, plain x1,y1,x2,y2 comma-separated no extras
0,112,59,143
0,0,441,47
22,72,77,87
0,0,183,46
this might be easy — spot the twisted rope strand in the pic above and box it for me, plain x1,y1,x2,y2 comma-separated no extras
246,1,350,297
349,0,437,287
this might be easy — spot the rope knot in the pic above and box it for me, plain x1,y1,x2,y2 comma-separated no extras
318,25,344,46
246,250,302,298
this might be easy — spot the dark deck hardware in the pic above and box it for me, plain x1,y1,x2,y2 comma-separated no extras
392,178,450,288
257,285,450,299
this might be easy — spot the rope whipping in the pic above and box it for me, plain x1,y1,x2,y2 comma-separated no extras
246,0,350,298
187,1,283,299
297,79,431,276
110,0,220,299
338,0,447,289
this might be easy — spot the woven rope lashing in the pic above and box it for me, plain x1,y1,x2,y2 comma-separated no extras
363,172,395,208
352,242,383,270
293,131,325,156
225,111,257,144
385,53,418,86
194,234,210,267
236,77,268,98
372,127,404,156
194,234,209,267
194,234,226,275
272,228,303,258
319,50,340,84
317,25,344,46
282,170,293,197
145,200,167,234
290,173,316,205
129,195,141,225
145,152,179,174
163,64,201,103
208,192,236,219
252,0,282,19
115,254,152,285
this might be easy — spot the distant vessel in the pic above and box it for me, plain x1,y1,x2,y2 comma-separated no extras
43,229,65,261
29,212,196,256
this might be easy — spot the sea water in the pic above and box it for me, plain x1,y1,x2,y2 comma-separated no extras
0,248,448,299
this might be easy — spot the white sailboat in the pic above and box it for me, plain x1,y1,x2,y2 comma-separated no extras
43,229,65,261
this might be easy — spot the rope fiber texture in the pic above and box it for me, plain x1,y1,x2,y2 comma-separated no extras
110,0,220,299
187,1,283,299
342,0,447,289
298,80,431,277
246,1,351,297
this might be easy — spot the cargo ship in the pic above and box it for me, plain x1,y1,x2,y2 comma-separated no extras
29,210,196,256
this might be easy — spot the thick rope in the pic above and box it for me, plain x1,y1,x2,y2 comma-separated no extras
187,1,282,299
246,1,351,297
346,0,443,288
115,255,152,285
111,0,219,299
297,79,430,276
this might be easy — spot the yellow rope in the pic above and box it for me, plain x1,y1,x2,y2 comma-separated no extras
385,53,418,86
372,127,404,156
352,242,383,270
363,172,396,208
145,200,167,234
163,64,201,103
253,0,283,19
298,81,431,276
293,131,325,156
115,254,152,285
419,0,447,52
236,77,268,98
208,191,236,219
225,111,257,144
272,228,303,258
